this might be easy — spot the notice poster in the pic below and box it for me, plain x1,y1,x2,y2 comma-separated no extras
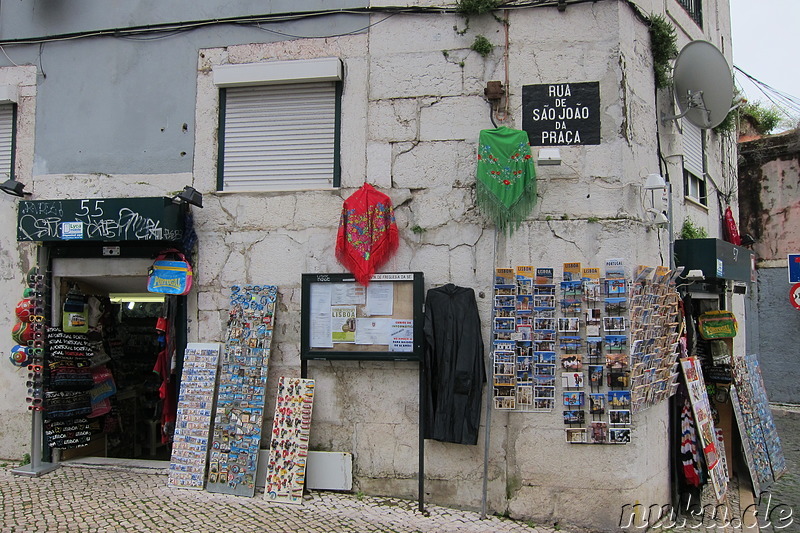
390,319,414,352
355,317,390,345
331,283,365,305
309,283,333,348
331,306,357,343
168,343,220,490
365,282,394,316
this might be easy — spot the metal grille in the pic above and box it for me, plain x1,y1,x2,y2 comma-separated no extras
220,82,337,192
0,104,13,177
677,0,703,27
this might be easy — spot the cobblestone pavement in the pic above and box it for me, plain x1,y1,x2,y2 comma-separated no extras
651,405,799,533
0,462,556,533
763,406,800,533
2,406,797,533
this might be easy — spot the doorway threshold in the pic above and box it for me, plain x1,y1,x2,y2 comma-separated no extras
61,456,169,475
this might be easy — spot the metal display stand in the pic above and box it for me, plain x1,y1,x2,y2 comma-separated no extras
13,245,59,477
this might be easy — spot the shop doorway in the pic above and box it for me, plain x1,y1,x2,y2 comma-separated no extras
50,258,185,462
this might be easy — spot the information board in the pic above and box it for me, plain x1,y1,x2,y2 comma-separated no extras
788,254,800,283
300,272,424,361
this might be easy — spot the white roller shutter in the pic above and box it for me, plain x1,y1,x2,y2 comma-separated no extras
221,82,337,192
0,104,13,177
682,119,704,178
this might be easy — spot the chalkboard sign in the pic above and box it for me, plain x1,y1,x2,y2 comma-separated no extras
301,272,424,361
17,197,184,242
522,82,601,146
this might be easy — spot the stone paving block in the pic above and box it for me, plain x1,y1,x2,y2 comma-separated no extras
0,462,559,532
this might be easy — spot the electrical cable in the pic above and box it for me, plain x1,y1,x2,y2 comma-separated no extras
734,65,800,121
0,1,607,47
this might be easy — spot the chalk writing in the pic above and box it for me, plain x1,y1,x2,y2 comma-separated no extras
17,198,183,242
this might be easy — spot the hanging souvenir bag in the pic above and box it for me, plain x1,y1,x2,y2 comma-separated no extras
722,206,741,246
62,287,89,333
697,310,737,339
147,249,193,295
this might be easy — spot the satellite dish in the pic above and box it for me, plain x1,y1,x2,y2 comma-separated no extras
664,40,734,129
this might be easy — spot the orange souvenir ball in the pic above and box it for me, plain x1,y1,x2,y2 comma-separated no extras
11,321,33,345
15,298,35,322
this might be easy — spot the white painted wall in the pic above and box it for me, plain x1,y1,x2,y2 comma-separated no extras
0,65,38,462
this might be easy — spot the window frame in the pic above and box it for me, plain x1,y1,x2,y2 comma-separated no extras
676,0,703,27
683,168,708,207
213,58,343,193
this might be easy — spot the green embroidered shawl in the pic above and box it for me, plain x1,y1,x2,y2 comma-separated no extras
475,126,537,234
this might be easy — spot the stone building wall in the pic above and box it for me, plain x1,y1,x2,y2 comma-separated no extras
0,1,738,530
189,4,672,529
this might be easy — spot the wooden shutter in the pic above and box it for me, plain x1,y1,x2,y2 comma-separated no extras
221,82,337,192
0,104,13,177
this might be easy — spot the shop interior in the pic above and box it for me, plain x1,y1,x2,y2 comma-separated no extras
50,258,181,462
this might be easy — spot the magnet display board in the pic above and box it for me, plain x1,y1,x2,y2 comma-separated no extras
207,285,277,497
732,353,786,491
168,343,220,490
264,377,315,504
300,272,424,361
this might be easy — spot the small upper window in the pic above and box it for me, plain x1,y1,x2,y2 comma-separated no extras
0,103,15,179
682,119,707,206
213,58,343,192
684,169,707,206
676,0,702,27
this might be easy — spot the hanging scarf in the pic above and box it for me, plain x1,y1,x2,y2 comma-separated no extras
475,126,537,234
335,183,399,286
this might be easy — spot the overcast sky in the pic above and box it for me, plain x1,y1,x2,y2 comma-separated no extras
729,0,800,119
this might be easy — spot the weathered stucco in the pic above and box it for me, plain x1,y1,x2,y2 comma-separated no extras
0,2,738,531
0,65,38,462
738,129,800,404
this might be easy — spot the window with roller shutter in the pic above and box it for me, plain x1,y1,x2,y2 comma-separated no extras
682,119,707,206
214,58,342,192
0,103,15,179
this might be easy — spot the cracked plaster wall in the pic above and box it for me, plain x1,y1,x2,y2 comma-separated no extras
0,66,38,460
188,4,674,530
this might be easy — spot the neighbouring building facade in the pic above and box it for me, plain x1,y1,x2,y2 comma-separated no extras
0,1,745,530
738,127,800,404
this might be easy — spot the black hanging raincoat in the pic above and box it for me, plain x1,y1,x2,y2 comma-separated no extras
423,284,485,445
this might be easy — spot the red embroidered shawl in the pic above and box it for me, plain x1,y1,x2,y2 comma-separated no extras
335,183,399,285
